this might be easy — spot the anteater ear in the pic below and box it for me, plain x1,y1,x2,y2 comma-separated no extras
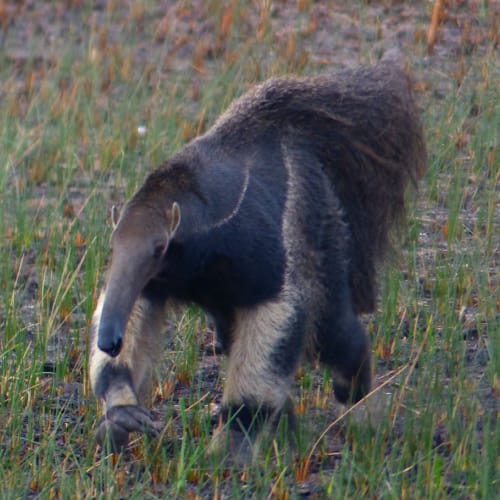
168,202,181,238
111,205,120,229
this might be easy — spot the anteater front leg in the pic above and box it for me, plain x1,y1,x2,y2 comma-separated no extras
212,297,304,461
89,291,166,451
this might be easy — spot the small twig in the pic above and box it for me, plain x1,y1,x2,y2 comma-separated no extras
427,0,444,52
304,316,432,475
305,363,409,469
185,391,211,412
390,315,432,430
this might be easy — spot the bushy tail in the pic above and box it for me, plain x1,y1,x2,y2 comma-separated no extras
316,54,427,312
280,53,426,312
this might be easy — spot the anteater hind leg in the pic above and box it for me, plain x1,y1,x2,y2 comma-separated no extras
317,311,371,404
212,298,304,461
89,291,167,451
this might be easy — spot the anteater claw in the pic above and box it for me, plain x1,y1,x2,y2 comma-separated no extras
96,405,162,452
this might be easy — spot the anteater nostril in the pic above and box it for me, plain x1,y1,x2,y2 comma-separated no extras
108,337,122,357
97,322,123,357
98,336,122,357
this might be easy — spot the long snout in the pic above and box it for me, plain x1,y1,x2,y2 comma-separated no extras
96,263,144,358
97,312,125,357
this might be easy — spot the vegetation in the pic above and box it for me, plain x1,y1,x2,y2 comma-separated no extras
0,1,498,498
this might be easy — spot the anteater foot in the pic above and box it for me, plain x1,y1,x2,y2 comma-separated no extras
95,405,162,453
209,427,254,465
333,366,371,405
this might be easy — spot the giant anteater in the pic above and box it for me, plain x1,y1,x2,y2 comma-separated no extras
89,53,426,457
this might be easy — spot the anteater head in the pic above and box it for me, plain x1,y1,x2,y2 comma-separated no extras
97,201,181,357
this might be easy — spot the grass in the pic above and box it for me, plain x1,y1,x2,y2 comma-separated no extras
0,0,498,498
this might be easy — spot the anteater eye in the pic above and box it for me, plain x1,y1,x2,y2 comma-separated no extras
153,242,166,259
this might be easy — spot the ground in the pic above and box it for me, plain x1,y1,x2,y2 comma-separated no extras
0,1,498,498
